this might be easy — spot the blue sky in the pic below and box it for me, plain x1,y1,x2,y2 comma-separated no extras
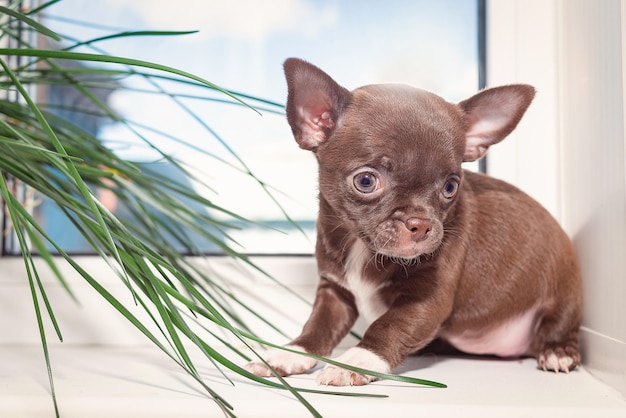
44,0,478,224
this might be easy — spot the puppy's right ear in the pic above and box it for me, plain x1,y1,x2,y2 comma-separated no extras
284,58,352,151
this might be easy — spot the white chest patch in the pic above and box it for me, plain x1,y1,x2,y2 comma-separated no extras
344,239,388,323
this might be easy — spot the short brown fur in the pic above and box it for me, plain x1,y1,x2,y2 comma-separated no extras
246,58,582,385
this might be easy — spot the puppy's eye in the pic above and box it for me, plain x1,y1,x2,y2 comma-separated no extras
353,172,379,194
442,178,459,199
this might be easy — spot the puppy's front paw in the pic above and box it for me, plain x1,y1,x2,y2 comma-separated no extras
317,365,375,386
316,347,390,386
537,345,581,373
245,345,317,377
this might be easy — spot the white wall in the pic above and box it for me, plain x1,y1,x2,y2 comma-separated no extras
487,0,626,396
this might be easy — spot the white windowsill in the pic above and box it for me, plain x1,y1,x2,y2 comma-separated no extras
1,256,625,417
2,345,625,418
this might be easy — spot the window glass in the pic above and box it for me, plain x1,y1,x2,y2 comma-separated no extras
20,0,480,254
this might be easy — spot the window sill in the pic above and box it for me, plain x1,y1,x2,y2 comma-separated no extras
1,255,625,417
2,345,625,418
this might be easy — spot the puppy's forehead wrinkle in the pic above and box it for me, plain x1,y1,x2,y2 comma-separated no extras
334,93,465,167
330,141,459,182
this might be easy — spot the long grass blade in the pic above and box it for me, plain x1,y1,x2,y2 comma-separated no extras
0,48,255,112
0,176,60,418
63,30,200,48
27,1,64,16
0,5,61,41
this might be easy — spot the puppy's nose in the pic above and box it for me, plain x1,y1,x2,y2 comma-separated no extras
405,217,432,242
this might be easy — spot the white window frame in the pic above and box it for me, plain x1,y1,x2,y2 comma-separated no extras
486,0,626,396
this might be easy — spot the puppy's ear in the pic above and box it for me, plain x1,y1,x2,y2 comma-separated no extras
458,85,535,162
283,58,352,151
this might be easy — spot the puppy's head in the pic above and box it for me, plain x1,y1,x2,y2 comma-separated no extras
284,58,535,260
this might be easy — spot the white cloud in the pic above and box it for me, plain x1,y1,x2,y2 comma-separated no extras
108,0,338,41
376,46,479,102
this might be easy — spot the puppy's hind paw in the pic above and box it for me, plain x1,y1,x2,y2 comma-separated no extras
537,345,581,373
244,345,317,378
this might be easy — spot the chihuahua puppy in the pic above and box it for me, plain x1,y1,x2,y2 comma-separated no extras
245,58,582,386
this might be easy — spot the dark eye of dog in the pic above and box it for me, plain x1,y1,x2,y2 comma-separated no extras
353,172,378,193
442,178,459,199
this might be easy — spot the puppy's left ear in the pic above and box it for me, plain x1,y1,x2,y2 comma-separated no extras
284,58,352,151
458,85,535,162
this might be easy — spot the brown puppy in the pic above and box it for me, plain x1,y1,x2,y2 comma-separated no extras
246,58,582,386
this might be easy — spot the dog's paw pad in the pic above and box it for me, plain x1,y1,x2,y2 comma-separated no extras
244,345,317,377
537,345,581,373
317,366,373,386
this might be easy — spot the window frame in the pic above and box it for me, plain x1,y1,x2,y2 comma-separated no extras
1,0,487,257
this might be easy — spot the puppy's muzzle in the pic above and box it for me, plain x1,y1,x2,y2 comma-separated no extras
405,217,432,243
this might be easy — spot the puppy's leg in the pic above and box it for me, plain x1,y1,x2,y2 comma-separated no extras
245,277,359,377
317,292,448,386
